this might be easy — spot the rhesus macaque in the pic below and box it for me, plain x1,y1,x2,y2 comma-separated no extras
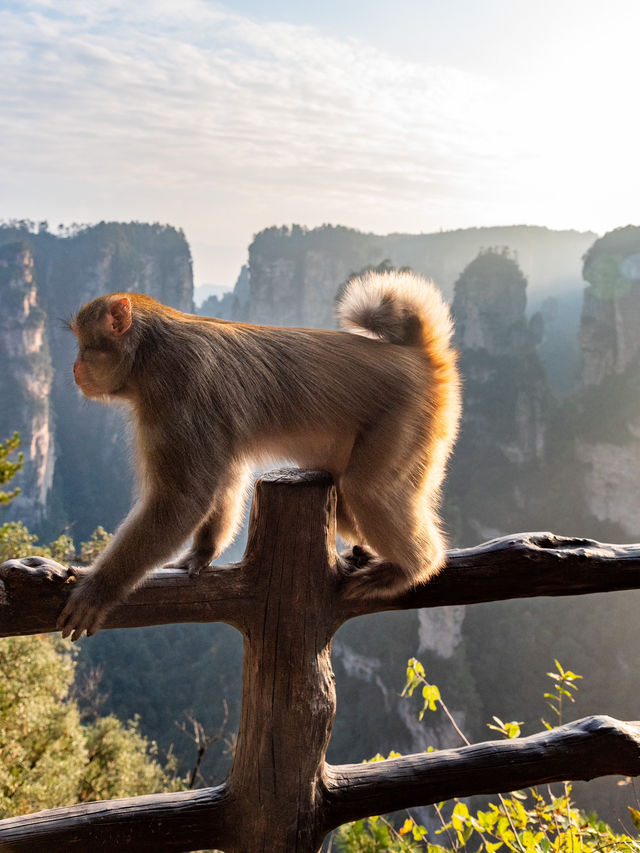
58,271,461,640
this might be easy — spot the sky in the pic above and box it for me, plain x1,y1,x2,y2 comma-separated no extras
1,0,639,292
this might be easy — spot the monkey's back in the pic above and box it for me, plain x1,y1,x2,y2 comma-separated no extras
197,320,430,433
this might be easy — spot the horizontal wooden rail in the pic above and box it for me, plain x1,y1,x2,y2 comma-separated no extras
324,714,640,828
2,532,640,637
1,715,639,852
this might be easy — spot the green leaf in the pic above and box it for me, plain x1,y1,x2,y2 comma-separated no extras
452,801,470,831
422,684,441,712
628,806,640,831
412,823,427,841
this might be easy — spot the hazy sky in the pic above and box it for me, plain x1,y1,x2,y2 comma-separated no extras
1,0,638,290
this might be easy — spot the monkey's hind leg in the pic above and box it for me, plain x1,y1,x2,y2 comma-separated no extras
338,419,447,599
167,463,251,576
335,486,381,576
341,481,445,599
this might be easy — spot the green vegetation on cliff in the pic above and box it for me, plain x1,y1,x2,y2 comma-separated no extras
583,225,640,299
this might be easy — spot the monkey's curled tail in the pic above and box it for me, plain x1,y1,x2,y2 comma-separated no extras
337,270,461,597
337,269,456,362
338,268,461,471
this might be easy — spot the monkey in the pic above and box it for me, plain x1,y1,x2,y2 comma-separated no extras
57,270,461,641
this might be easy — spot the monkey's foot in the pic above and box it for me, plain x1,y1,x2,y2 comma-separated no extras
341,558,409,600
165,548,214,578
340,545,376,571
57,574,118,642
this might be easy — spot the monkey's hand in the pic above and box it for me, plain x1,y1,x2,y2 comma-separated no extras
57,571,120,642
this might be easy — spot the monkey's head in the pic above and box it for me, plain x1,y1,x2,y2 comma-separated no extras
71,294,136,399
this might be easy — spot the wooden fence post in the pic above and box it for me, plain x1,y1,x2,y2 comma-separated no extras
227,469,339,852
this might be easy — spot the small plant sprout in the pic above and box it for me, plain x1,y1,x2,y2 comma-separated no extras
487,716,524,739
542,659,582,729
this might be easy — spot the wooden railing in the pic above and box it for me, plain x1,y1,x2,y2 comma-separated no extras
1,468,640,852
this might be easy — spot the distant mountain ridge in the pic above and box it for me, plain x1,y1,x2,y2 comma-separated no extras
204,223,596,329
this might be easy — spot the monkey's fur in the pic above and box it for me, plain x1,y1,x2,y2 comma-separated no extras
58,271,461,640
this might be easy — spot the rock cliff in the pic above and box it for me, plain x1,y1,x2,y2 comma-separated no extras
198,264,250,321
0,221,194,539
230,223,594,330
246,225,383,328
0,242,54,529
452,248,530,355
448,249,548,544
580,226,640,387
574,226,640,539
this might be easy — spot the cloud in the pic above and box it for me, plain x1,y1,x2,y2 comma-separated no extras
2,0,639,284
0,1,495,206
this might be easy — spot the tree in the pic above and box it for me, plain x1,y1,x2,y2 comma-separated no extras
0,433,23,505
0,634,181,817
0,433,181,817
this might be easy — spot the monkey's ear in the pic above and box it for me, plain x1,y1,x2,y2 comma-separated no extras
106,297,133,337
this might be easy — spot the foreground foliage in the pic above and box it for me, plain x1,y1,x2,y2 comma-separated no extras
0,635,182,817
0,435,181,817
332,660,640,852
0,433,23,505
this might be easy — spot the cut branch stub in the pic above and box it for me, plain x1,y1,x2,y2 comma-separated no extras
0,556,72,635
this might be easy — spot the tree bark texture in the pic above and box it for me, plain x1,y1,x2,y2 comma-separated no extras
1,469,640,851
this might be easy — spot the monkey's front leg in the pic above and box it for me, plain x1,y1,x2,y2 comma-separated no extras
166,463,250,577
166,514,220,577
58,493,210,641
